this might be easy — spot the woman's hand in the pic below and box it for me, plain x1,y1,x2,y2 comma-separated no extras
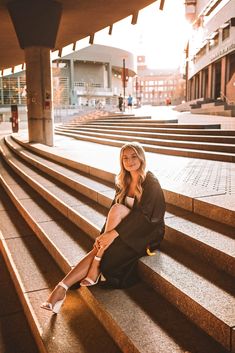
94,230,119,250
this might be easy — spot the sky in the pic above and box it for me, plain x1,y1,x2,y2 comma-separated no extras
94,0,191,70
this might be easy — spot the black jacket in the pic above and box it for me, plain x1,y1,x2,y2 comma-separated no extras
102,171,166,254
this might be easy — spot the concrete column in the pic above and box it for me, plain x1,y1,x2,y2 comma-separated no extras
17,76,21,104
70,59,76,105
191,76,196,99
188,79,191,100
7,0,62,146
220,56,227,99
199,70,203,98
25,47,54,145
195,74,199,99
0,78,4,104
208,64,212,98
107,63,112,89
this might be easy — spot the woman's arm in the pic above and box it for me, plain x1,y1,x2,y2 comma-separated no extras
95,229,119,249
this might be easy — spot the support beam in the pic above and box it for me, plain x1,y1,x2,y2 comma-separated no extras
108,24,113,35
159,0,165,10
7,0,62,146
89,34,95,44
131,12,139,25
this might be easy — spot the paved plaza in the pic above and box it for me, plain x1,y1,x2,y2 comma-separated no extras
1,106,235,199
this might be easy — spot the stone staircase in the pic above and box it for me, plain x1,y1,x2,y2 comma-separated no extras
190,100,235,117
54,117,235,162
0,134,234,353
0,249,40,353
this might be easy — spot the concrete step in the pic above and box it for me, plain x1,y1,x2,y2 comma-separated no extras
81,118,178,124
191,108,233,117
84,114,150,120
62,123,235,136
198,103,226,111
166,206,235,277
11,134,235,228
1,135,234,322
0,251,40,353
0,186,121,353
55,129,235,163
55,127,235,153
105,113,136,117
0,138,106,240
139,241,235,352
5,134,234,277
77,122,222,129
0,158,232,353
56,125,235,144
5,135,115,208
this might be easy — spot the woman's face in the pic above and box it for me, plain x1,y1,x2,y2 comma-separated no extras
122,147,141,172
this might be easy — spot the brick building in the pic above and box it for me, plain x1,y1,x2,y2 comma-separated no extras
135,55,185,105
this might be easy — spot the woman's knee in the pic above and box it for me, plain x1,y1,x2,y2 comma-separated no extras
108,203,130,220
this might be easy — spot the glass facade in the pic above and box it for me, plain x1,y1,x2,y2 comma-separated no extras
0,75,27,105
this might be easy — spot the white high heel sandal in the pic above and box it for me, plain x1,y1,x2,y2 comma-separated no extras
41,281,69,314
80,256,102,287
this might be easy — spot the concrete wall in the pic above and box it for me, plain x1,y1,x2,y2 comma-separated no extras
188,0,235,79
63,44,136,75
74,62,105,85
195,0,208,16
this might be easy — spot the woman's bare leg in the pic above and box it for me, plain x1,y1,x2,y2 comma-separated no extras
45,247,98,306
81,204,131,285
104,203,130,232
44,204,131,302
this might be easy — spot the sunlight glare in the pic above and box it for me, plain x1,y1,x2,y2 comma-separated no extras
95,0,191,70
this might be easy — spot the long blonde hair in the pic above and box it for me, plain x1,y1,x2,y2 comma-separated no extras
115,142,146,204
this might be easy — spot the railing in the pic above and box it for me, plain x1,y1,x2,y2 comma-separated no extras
54,105,94,123
54,101,117,124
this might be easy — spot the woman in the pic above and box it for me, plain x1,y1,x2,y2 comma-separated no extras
41,142,166,314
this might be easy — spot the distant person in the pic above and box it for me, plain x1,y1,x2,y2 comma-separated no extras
41,142,166,314
127,94,133,111
118,94,123,112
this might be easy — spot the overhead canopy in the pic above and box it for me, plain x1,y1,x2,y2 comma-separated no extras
0,0,158,71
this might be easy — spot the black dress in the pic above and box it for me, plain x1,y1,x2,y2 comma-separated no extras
99,171,166,288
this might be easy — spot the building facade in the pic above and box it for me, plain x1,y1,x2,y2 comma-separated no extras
185,0,235,104
0,44,135,109
135,55,185,105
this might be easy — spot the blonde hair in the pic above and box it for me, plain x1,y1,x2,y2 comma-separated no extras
115,142,146,204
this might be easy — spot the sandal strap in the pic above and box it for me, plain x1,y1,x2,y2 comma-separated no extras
58,281,69,291
82,277,95,285
94,256,102,261
41,302,53,310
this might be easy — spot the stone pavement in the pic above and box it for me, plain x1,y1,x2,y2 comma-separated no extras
1,106,235,198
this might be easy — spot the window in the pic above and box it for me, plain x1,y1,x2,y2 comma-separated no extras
222,25,230,41
195,45,207,62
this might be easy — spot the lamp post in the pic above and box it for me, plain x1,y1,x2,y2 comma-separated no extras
122,58,126,112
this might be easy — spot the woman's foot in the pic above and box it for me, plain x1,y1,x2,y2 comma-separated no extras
80,256,101,286
41,282,68,314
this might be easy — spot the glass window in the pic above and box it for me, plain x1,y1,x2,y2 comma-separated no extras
222,26,230,41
